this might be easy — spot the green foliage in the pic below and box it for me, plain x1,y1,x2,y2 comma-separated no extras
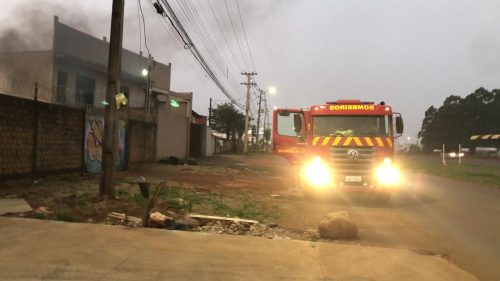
211,198,277,219
210,103,245,152
418,88,500,152
56,213,78,222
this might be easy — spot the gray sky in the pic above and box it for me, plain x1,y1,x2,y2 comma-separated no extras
1,0,500,140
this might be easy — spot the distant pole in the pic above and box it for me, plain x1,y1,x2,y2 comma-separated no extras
442,144,446,167
145,54,152,120
100,0,125,198
209,97,212,126
241,72,257,154
458,143,462,165
255,90,263,147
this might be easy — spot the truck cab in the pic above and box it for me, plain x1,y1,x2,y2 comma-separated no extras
273,100,404,200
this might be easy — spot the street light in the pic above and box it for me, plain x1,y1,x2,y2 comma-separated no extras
141,68,148,77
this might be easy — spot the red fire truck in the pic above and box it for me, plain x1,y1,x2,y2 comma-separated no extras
273,100,404,202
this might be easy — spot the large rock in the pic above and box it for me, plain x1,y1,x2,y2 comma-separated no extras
318,211,358,239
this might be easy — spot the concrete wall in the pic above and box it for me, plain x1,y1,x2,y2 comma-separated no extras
52,61,146,107
53,17,171,102
156,92,192,160
201,126,215,157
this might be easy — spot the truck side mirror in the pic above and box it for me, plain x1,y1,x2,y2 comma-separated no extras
395,115,404,135
293,113,302,134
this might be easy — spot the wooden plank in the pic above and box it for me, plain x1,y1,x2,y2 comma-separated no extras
189,214,258,224
107,212,142,223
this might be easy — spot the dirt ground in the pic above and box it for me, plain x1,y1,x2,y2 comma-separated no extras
0,153,313,238
3,153,500,280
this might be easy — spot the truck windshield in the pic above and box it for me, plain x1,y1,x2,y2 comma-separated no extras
313,115,390,137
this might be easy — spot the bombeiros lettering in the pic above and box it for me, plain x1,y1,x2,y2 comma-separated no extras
329,105,375,111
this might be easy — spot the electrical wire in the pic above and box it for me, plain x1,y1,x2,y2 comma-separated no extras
223,0,248,69
157,0,245,109
235,0,256,71
138,0,151,56
208,0,243,72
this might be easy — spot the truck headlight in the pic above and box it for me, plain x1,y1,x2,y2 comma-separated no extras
304,156,331,187
376,162,399,185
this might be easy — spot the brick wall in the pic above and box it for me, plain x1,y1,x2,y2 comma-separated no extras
0,94,85,179
36,103,84,174
0,95,34,176
0,93,157,180
127,120,156,163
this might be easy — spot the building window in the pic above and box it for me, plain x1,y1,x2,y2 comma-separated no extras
75,75,95,105
56,71,67,104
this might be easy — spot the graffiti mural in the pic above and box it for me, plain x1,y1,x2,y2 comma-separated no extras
84,115,126,173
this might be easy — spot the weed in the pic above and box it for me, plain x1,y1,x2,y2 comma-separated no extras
56,213,78,222
210,197,277,220
130,193,144,205
63,194,90,208
33,213,46,220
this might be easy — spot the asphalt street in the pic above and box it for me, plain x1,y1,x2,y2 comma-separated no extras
276,171,500,281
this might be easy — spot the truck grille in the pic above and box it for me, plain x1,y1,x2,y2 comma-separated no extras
328,147,375,186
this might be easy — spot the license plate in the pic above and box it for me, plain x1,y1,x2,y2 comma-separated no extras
345,176,362,182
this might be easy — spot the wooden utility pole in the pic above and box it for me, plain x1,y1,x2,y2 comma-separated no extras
241,72,257,154
208,97,212,126
100,0,125,198
255,90,263,147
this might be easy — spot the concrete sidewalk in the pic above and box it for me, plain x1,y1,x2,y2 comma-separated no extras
0,217,476,281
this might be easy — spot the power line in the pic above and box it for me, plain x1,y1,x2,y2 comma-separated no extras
153,0,245,109
174,0,242,93
208,0,243,71
137,0,143,68
223,0,248,69
138,0,151,55
235,0,256,71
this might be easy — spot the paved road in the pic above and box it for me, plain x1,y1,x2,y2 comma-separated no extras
0,217,475,281
275,171,500,281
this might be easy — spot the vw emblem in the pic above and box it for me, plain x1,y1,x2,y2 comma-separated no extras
347,149,359,161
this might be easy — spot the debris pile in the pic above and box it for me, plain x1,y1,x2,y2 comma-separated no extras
105,211,316,240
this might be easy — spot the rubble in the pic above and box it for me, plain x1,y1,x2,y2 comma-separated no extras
34,206,52,215
193,219,312,240
318,211,358,239
147,211,174,228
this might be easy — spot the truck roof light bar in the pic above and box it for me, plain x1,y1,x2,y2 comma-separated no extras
326,100,374,105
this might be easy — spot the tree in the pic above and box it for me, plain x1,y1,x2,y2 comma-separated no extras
418,87,500,152
210,103,245,152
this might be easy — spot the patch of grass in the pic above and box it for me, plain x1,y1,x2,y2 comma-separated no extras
62,194,90,208
158,188,213,211
116,189,130,197
33,213,46,220
56,213,78,222
211,197,278,220
130,193,144,205
402,156,500,188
